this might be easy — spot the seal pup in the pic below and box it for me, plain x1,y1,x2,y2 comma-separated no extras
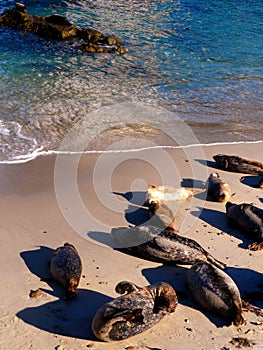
50,242,82,299
92,281,178,341
112,226,226,269
206,172,232,202
146,184,199,205
185,261,244,326
148,201,176,230
226,202,263,250
213,154,263,175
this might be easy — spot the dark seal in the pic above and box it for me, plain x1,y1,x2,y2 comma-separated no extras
111,226,226,269
50,242,82,299
92,281,178,341
206,172,232,203
226,202,263,250
148,201,176,230
185,261,244,326
213,154,263,175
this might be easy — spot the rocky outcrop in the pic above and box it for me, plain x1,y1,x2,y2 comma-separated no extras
0,3,126,54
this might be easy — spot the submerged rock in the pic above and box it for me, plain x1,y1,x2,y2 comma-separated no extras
0,3,126,54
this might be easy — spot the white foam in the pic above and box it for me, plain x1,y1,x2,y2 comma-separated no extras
1,139,263,165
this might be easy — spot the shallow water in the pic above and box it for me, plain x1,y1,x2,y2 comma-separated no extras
0,0,263,162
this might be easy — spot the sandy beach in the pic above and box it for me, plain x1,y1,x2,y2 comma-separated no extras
0,142,263,350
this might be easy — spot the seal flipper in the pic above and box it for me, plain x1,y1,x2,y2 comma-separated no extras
248,241,263,251
231,300,245,326
206,255,227,270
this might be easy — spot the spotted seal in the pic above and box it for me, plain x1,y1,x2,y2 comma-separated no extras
148,201,176,230
226,202,263,250
185,261,244,326
213,154,263,175
206,172,232,203
111,226,226,269
92,281,178,341
50,242,82,299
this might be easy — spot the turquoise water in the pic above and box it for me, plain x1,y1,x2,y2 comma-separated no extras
0,0,263,161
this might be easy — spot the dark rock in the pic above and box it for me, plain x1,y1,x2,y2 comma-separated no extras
0,4,126,54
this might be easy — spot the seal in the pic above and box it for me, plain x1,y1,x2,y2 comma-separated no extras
148,201,176,230
213,154,263,175
185,261,244,326
146,184,198,204
206,172,232,202
92,281,178,341
50,242,82,299
226,202,263,250
111,226,226,269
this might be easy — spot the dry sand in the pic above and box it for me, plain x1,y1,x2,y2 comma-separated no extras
0,142,263,350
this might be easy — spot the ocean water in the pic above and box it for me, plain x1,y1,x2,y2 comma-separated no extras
0,0,263,162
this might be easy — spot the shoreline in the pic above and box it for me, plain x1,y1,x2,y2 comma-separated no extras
1,143,263,349
2,139,263,165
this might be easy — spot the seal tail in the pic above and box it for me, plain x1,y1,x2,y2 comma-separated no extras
206,254,227,270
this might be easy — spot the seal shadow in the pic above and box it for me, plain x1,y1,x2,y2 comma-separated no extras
87,231,114,248
112,191,147,207
226,266,263,309
20,245,66,298
191,207,251,249
239,175,261,189
142,264,188,300
125,204,149,226
20,245,54,280
16,288,112,340
194,159,218,170
181,178,206,189
142,265,230,328
259,198,263,204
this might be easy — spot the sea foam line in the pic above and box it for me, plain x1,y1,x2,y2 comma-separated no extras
1,139,263,165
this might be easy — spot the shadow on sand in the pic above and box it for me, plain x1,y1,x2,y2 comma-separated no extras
112,191,147,207
191,207,253,249
239,175,261,189
194,158,218,170
20,245,66,298
16,288,111,340
19,245,112,340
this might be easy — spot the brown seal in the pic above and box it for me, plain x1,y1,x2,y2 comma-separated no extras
92,281,178,341
185,261,244,326
148,201,176,230
50,242,82,299
111,226,226,269
226,202,263,250
206,172,232,202
213,154,263,175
